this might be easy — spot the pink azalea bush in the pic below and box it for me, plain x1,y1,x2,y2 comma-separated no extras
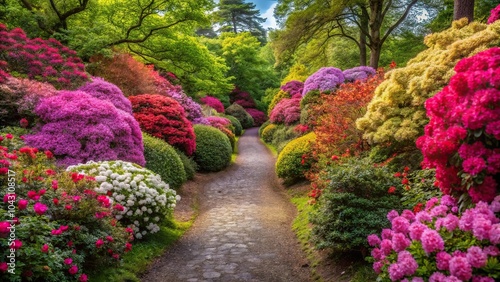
0,136,132,281
343,66,376,82
368,195,500,281
270,97,301,125
416,47,500,203
230,88,257,109
281,80,304,97
0,23,88,89
488,4,500,24
200,96,225,113
0,76,58,126
78,77,133,114
245,108,268,126
25,91,145,167
302,67,345,96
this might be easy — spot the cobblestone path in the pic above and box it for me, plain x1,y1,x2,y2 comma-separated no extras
141,128,310,282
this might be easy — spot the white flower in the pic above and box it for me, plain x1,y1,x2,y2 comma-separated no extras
135,233,142,239
144,217,149,222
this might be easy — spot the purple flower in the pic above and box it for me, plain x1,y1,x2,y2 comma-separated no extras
200,96,224,113
343,66,376,82
373,261,384,274
392,232,411,252
440,195,457,207
397,250,418,276
472,216,492,240
436,251,452,271
472,276,495,282
430,205,448,217
483,246,499,256
78,77,133,114
280,80,304,96
392,216,410,234
415,211,432,223
367,234,381,247
449,256,472,281
489,224,500,244
388,263,405,281
371,248,384,260
441,214,459,232
381,228,393,240
302,67,345,96
387,210,399,222
429,272,447,282
380,239,393,255
421,229,444,254
467,246,488,268
409,221,428,241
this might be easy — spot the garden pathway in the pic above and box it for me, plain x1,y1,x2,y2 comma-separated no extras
141,128,310,282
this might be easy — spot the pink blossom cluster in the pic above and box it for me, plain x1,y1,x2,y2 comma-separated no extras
245,108,268,126
281,80,304,97
0,23,88,89
343,66,376,82
416,47,500,203
368,195,500,281
25,91,145,167
200,96,225,113
206,116,231,128
78,77,133,114
302,67,345,96
269,97,301,125
230,88,257,109
487,4,500,24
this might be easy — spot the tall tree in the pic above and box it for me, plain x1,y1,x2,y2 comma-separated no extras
215,0,267,43
273,0,421,68
454,0,475,21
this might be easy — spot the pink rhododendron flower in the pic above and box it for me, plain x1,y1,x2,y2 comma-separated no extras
409,221,428,241
436,251,452,271
397,251,418,276
0,262,7,272
466,246,488,268
11,239,22,249
95,239,104,248
64,258,73,265
41,244,49,253
429,272,447,282
68,265,78,275
392,216,410,234
421,229,444,254
0,221,11,233
367,234,381,247
388,263,405,281
392,233,410,252
33,202,47,215
449,256,472,281
380,239,393,255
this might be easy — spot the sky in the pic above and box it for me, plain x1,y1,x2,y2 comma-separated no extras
252,0,278,29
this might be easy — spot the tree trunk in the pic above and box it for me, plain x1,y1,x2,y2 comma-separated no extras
454,0,475,22
369,0,383,68
359,7,369,66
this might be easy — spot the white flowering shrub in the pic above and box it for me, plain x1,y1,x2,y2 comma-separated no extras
67,160,179,239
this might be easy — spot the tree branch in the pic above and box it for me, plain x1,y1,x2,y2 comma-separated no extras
381,0,418,45
108,18,190,46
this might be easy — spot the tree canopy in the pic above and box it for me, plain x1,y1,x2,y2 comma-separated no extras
215,0,267,43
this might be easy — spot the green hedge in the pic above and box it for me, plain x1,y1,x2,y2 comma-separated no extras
143,133,186,190
225,103,254,129
193,125,232,172
222,114,243,136
275,132,316,180
174,148,198,180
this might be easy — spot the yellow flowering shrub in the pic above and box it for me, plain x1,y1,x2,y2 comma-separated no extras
276,132,316,181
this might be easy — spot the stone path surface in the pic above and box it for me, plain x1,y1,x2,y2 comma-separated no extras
141,128,310,282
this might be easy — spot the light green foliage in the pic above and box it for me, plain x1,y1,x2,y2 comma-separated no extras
193,125,232,172
268,90,291,114
281,63,310,84
0,126,28,150
225,103,254,129
142,133,186,190
357,19,500,145
310,157,402,252
272,124,301,153
275,132,316,180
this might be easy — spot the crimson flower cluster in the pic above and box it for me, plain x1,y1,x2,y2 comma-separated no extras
487,4,500,24
245,108,268,126
200,96,225,113
417,47,500,203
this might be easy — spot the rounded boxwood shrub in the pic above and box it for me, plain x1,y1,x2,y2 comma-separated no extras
310,157,402,253
174,148,198,180
142,132,186,190
276,132,316,180
222,114,243,136
225,103,254,129
193,125,232,172
261,123,278,143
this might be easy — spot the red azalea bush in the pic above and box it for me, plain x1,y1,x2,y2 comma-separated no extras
245,108,268,126
0,137,132,281
230,88,257,109
416,47,500,204
269,97,302,125
200,96,225,113
0,76,58,126
129,94,196,156
25,91,145,167
0,23,88,89
78,77,133,114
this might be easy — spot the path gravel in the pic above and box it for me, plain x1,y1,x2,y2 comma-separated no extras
141,128,310,282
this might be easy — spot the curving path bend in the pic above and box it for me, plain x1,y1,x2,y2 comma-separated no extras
141,128,310,282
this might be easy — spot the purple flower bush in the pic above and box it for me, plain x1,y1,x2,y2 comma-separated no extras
269,97,301,125
281,80,304,97
368,195,500,281
302,67,345,96
0,23,88,89
488,4,500,24
78,77,133,114
245,108,268,126
200,96,225,113
25,91,145,167
343,66,376,82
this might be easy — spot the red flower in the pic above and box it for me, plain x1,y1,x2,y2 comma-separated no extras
112,253,120,260
74,225,80,231
413,203,423,213
0,262,6,272
60,225,69,232
401,178,409,185
0,167,8,174
125,242,132,252
106,236,114,242
388,186,396,194
113,204,125,211
95,239,104,248
45,169,56,176
51,229,62,235
11,239,22,249
390,61,397,69
126,227,134,233
41,244,49,253
79,274,88,282
5,134,13,139
18,199,28,210
0,221,11,233
64,258,73,265
393,172,402,178
44,150,53,159
19,118,29,128
53,198,59,205
68,265,78,275
51,180,58,190
38,189,46,196
3,193,15,203
65,204,72,210
331,155,339,161
33,202,48,215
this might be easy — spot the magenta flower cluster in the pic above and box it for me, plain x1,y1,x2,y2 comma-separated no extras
0,23,88,89
78,77,133,114
416,47,500,203
280,80,304,97
302,67,345,96
25,91,145,167
487,4,500,24
343,66,376,82
200,96,225,113
269,97,301,125
230,88,257,109
245,108,268,126
368,195,500,281
206,116,231,128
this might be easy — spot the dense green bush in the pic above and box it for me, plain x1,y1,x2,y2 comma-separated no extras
310,158,402,253
276,132,316,180
271,125,301,153
400,169,442,211
222,114,243,136
258,120,271,137
174,148,198,180
193,125,232,172
142,133,186,190
225,103,254,129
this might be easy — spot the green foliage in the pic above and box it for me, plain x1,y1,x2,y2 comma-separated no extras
310,158,402,252
400,169,442,211
173,148,198,180
193,125,232,172
281,63,310,84
258,120,271,137
272,124,301,153
225,103,254,129
357,19,500,146
260,123,278,143
0,126,28,150
276,132,316,181
215,0,266,43
142,133,186,190
221,114,243,136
